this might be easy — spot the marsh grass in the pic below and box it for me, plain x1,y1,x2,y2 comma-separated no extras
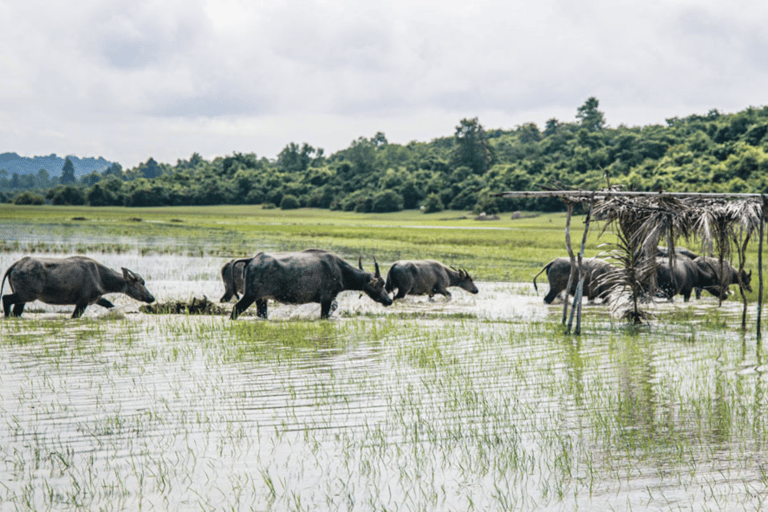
2,310,768,510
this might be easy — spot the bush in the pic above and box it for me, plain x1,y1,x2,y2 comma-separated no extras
422,193,444,213
280,194,301,210
371,190,404,212
48,186,86,206
14,191,46,205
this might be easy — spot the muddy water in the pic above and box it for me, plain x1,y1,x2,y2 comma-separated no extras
1,251,768,511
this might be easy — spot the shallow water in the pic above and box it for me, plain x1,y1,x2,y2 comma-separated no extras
2,251,768,511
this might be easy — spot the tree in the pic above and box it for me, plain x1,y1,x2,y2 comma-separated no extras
451,118,494,174
280,194,301,210
371,190,404,212
60,157,76,185
140,158,162,179
422,193,444,213
576,97,605,132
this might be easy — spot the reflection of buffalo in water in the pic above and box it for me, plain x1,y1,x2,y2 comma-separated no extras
1,255,155,318
533,257,615,304
385,260,478,301
230,249,392,319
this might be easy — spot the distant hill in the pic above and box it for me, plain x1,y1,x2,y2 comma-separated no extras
0,153,114,178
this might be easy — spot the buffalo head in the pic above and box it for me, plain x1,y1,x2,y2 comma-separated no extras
739,269,753,293
360,256,392,307
122,268,155,303
453,267,479,294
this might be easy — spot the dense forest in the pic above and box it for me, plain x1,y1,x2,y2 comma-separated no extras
3,98,768,213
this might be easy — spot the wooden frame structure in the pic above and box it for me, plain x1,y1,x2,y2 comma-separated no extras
495,189,767,338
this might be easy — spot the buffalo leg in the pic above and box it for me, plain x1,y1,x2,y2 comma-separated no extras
96,298,115,309
72,303,89,318
320,299,333,319
256,299,268,318
3,294,23,317
231,295,256,319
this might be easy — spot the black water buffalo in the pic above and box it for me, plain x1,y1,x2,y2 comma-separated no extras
653,257,707,301
533,257,615,304
1,256,155,318
230,249,392,319
384,260,478,300
219,258,246,302
656,245,698,260
692,256,752,299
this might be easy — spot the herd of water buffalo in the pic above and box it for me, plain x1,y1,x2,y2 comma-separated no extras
533,246,752,305
0,245,751,319
0,250,478,319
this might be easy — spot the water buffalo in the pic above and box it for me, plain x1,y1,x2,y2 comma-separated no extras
219,258,246,302
533,257,615,304
1,256,155,318
230,249,392,319
692,256,752,299
385,260,478,300
656,245,698,260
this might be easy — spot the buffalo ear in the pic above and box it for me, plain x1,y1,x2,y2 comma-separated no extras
122,268,137,281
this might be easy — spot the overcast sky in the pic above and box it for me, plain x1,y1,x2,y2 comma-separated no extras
2,0,767,168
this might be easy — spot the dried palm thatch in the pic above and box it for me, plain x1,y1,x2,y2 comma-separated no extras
594,195,694,323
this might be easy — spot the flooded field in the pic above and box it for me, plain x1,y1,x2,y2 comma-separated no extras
2,250,768,511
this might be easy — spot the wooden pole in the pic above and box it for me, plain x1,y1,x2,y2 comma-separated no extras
568,196,594,335
563,202,575,328
759,200,765,341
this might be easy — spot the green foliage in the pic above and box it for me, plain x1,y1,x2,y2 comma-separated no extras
280,194,301,210
422,193,444,213
10,102,768,213
13,191,45,205
371,189,404,213
48,185,86,205
60,157,76,185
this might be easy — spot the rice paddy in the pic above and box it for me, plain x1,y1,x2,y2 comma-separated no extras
1,208,768,511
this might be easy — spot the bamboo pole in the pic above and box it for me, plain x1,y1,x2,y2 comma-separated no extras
568,195,595,335
563,202,575,327
759,200,765,341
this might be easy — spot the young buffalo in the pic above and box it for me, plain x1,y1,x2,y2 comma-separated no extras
385,260,478,300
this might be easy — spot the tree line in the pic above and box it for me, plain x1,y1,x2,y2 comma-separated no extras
4,98,768,213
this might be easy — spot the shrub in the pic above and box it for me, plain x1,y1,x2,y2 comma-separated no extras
422,193,444,213
371,190,404,212
14,191,46,205
280,194,301,210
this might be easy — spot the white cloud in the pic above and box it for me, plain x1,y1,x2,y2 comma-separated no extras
2,0,767,167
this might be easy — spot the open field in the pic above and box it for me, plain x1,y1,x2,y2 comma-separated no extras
1,205,767,511
0,204,605,283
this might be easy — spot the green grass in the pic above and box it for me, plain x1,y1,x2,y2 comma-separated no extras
0,204,611,282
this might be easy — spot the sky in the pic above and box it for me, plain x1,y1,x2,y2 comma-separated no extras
2,0,768,169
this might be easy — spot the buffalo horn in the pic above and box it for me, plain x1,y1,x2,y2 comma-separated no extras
358,256,363,271
373,255,381,277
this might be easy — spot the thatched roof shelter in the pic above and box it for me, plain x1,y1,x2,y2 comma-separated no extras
495,189,767,338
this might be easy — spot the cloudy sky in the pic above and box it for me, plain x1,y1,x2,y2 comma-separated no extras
2,0,767,168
